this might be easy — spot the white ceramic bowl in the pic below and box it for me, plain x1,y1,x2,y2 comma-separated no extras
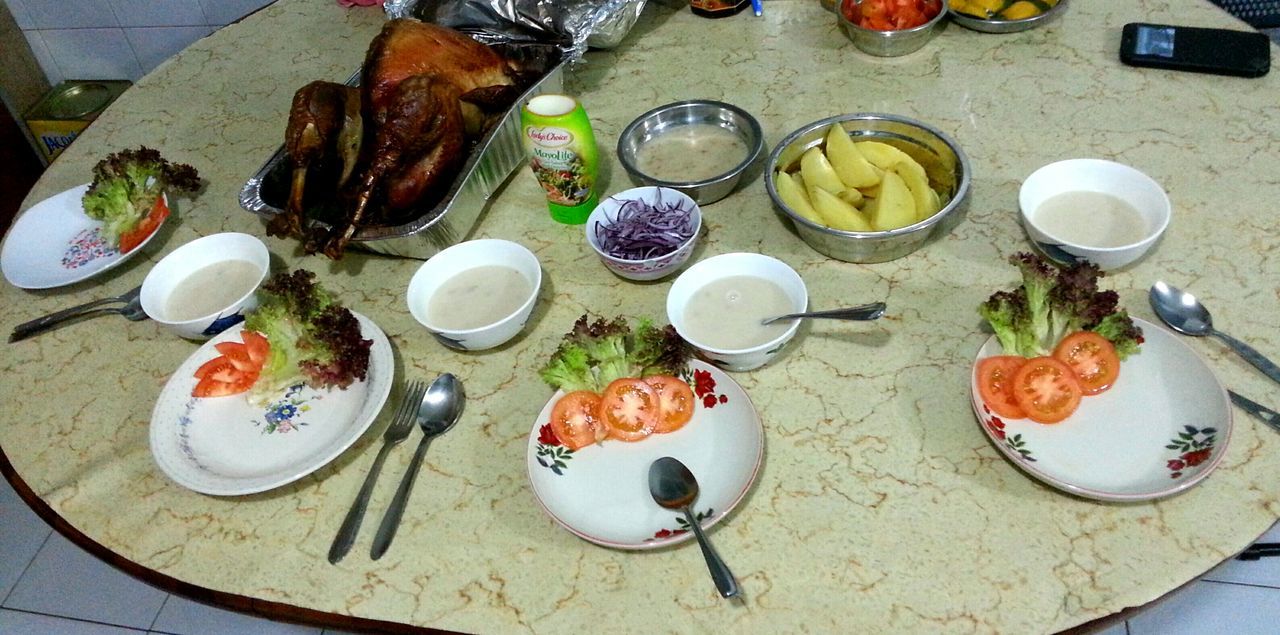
585,186,701,282
1019,159,1171,271
140,232,270,340
666,253,807,372
406,239,542,351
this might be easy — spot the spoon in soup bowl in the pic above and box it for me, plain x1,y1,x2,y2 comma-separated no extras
761,302,886,325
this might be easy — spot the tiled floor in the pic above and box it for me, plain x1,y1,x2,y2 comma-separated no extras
4,473,1280,634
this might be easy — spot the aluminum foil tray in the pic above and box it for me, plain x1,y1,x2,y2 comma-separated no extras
239,43,566,259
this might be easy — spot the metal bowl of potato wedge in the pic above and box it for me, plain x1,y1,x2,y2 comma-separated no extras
948,0,1067,34
765,113,971,263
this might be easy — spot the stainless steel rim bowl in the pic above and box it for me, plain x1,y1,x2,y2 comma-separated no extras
836,0,947,57
765,113,972,264
948,0,1069,34
616,100,764,205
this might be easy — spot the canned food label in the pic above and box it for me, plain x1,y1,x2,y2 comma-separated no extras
28,120,88,162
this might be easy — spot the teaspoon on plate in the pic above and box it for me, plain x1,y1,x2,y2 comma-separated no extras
1149,281,1280,386
648,457,740,599
761,302,886,326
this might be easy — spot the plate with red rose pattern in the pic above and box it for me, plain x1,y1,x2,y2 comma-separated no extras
971,318,1232,502
526,360,764,549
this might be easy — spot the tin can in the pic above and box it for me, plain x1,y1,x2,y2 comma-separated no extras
24,80,131,164
520,94,599,224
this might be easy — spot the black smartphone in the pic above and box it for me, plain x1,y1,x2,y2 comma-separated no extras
1119,22,1270,78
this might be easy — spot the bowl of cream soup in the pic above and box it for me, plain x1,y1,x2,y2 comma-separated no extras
1019,159,1170,271
667,253,807,372
140,232,270,340
406,239,542,351
617,100,764,205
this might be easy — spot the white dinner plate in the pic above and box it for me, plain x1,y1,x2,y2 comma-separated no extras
971,318,1232,502
1,184,168,289
149,312,394,496
526,361,764,549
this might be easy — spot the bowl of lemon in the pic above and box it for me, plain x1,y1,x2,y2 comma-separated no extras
764,113,971,263
949,0,1067,33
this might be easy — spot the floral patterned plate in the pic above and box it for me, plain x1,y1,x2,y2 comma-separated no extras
0,184,167,289
971,318,1232,502
149,312,393,496
526,361,764,549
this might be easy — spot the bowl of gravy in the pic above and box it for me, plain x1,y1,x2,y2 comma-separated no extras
617,100,764,205
406,239,542,351
1019,159,1170,271
666,253,807,372
140,232,270,340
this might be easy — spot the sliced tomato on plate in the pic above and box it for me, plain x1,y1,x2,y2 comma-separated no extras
976,355,1027,419
1011,357,1082,424
191,331,270,398
643,374,696,434
1053,331,1120,395
214,341,256,373
118,196,169,253
241,330,270,366
599,378,660,442
549,391,608,450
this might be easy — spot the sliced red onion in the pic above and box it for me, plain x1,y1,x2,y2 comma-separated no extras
594,191,696,260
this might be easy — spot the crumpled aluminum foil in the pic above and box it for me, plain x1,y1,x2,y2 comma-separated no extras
384,0,646,58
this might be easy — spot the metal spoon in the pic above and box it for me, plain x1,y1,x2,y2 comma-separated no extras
648,457,740,599
1149,281,1280,385
9,286,147,343
370,373,464,560
761,302,886,326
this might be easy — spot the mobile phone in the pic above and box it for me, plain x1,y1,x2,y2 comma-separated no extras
1119,22,1270,78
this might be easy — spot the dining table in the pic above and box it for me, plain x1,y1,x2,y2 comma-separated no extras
3,0,1280,633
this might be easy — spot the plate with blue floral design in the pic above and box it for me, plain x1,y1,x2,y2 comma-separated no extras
526,361,764,549
1,184,168,289
149,312,393,495
971,318,1232,502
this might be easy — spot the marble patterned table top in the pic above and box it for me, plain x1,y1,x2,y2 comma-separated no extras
2,0,1279,632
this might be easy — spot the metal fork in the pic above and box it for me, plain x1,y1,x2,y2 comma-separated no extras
327,379,428,564
9,286,147,343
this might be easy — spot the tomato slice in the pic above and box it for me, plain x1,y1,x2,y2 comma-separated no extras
241,331,270,366
549,391,608,450
643,375,696,434
1011,357,1083,424
214,341,256,373
192,364,257,398
118,196,169,253
976,356,1027,419
599,378,659,442
1053,331,1120,395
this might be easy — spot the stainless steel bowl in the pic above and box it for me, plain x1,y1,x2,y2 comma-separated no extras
616,100,764,205
836,0,947,57
949,0,1068,34
765,113,971,263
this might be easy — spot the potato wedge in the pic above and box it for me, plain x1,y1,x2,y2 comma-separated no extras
869,171,916,231
894,162,938,222
825,125,881,188
800,147,846,195
775,170,822,224
855,141,926,179
837,187,864,208
809,186,873,232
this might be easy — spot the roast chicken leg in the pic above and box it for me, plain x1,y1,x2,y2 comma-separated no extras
273,81,361,238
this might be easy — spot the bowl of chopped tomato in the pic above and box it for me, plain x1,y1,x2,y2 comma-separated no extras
838,0,946,57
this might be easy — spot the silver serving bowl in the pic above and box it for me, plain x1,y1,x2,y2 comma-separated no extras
836,0,947,57
616,100,764,205
765,113,971,264
949,0,1068,34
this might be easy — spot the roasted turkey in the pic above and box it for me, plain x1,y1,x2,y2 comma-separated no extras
273,19,522,258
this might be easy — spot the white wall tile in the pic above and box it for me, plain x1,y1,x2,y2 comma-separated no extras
0,477,51,602
109,0,205,27
0,609,146,634
154,594,322,635
3,0,35,30
21,30,62,86
198,0,273,26
125,25,211,74
1127,580,1280,635
21,0,118,29
4,532,166,629
39,27,143,81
